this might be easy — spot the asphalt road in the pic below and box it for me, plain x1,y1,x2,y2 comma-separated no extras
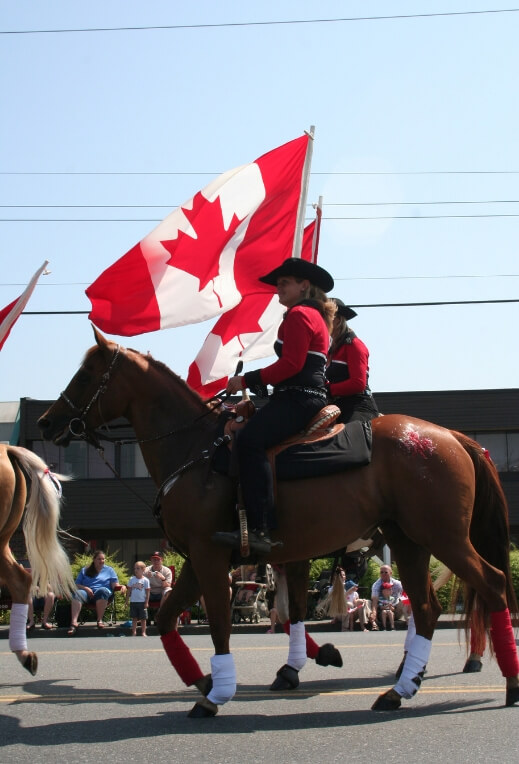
0,627,517,763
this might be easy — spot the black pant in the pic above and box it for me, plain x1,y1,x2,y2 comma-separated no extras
236,390,326,530
336,394,379,424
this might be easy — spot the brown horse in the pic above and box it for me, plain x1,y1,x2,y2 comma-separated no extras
38,329,519,715
0,445,75,674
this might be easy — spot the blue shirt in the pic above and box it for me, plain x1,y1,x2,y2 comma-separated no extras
76,564,118,593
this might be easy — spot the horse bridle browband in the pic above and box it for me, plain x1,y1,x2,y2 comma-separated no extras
59,345,121,441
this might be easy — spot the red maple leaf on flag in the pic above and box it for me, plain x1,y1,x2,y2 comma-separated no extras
160,191,242,293
212,294,274,346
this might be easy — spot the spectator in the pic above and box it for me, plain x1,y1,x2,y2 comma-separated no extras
371,564,403,631
144,551,173,608
68,550,125,636
345,580,371,632
126,561,150,637
27,586,55,631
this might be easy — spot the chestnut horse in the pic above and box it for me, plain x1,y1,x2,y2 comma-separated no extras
38,329,519,715
0,445,75,674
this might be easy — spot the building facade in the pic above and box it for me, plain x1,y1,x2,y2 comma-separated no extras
13,389,519,568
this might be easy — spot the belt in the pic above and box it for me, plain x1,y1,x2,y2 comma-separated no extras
275,385,327,398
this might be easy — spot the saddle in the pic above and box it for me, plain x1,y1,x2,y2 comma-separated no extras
223,400,344,457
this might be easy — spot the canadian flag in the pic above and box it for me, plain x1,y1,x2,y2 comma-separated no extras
0,261,49,351
186,215,321,398
86,135,311,335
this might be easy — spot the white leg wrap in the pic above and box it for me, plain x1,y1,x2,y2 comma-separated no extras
394,634,432,699
287,621,307,671
9,603,29,652
207,653,237,706
403,613,416,653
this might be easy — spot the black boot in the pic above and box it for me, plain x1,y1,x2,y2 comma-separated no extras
212,527,273,555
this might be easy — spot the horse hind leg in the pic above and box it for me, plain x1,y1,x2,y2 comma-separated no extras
0,545,36,675
0,456,37,675
372,526,439,711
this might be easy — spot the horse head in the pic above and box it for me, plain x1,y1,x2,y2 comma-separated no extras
39,326,127,447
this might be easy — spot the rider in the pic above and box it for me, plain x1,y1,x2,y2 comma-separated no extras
326,298,379,423
213,257,335,555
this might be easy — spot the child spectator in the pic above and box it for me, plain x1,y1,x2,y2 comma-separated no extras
126,561,150,637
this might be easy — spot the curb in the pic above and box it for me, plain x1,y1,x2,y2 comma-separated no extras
0,615,466,639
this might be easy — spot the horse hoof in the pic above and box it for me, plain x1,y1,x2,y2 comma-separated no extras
194,674,213,697
505,685,519,707
463,658,483,673
372,689,402,711
270,664,300,691
23,652,38,676
315,643,343,668
188,698,218,717
395,657,405,679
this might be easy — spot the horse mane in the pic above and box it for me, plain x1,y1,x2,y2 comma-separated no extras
126,347,211,412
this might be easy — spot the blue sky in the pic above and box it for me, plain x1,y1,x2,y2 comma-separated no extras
1,1,518,402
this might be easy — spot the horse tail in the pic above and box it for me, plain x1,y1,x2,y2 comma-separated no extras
432,564,453,592
9,446,75,598
453,431,518,647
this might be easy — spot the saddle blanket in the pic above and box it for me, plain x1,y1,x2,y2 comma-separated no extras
275,419,372,480
212,419,372,480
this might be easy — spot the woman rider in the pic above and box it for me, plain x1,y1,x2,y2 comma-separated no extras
326,298,379,424
213,257,335,555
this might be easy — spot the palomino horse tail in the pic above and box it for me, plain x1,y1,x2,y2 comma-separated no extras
453,431,518,647
9,446,75,599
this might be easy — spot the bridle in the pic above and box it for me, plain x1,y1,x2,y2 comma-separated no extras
59,345,121,443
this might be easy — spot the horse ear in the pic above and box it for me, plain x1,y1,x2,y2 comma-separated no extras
91,324,108,349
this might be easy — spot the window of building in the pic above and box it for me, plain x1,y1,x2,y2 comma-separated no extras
474,433,507,472
508,433,519,472
120,443,149,478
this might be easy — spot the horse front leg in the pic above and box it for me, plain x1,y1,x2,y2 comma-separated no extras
186,547,236,718
271,563,343,692
0,549,37,675
270,561,311,691
155,560,213,708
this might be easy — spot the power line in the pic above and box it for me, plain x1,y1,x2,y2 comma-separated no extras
3,213,519,222
2,8,518,35
4,273,519,288
2,200,519,209
20,298,519,316
2,170,519,176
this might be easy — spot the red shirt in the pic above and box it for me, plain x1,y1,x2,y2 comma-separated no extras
327,336,370,397
258,303,329,388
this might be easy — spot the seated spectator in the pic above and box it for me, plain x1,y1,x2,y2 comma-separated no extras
27,586,55,631
144,551,173,607
68,550,125,635
345,580,371,632
370,564,403,631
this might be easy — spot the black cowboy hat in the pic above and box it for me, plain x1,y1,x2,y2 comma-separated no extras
332,297,357,321
259,258,334,293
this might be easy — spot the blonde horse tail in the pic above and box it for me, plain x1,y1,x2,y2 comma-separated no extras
433,564,453,592
9,446,75,598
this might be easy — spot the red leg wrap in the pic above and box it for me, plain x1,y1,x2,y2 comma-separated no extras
161,630,204,686
490,609,519,678
282,620,319,659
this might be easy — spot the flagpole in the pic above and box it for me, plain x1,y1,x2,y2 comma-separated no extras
311,195,323,264
291,125,315,260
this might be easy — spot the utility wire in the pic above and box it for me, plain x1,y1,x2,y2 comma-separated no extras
2,170,519,176
20,298,519,315
3,214,519,221
1,200,519,209
2,8,518,35
3,274,519,287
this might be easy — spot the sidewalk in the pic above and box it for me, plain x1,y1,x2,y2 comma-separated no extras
0,614,466,639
